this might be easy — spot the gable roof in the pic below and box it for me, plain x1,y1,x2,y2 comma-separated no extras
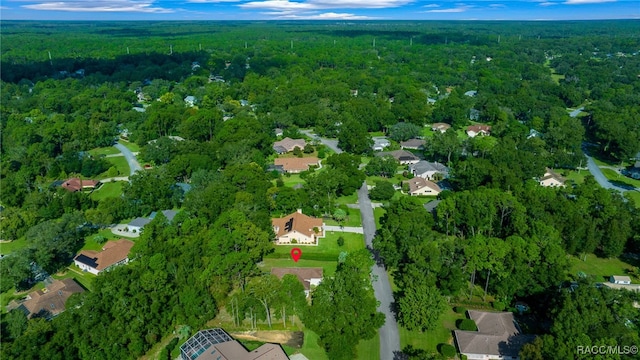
431,123,451,132
61,178,100,192
74,239,134,272
467,125,491,135
409,160,448,175
273,157,319,172
612,275,632,283
272,211,323,238
150,210,178,222
129,217,152,228
9,278,84,319
400,139,426,149
404,177,441,194
541,168,566,185
273,137,306,152
454,311,535,358
271,267,323,290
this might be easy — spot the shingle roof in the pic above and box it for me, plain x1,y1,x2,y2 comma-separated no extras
375,150,419,162
273,157,319,172
271,267,323,290
61,178,100,192
431,123,451,132
9,278,84,318
541,168,566,184
272,211,323,238
400,139,426,149
454,311,535,358
273,138,306,152
467,125,492,135
404,177,441,194
129,217,152,228
74,239,134,272
409,161,448,176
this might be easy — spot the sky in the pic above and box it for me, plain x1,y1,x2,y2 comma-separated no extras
1,0,639,21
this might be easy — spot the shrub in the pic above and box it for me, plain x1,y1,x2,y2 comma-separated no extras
276,178,284,187
337,236,345,247
492,301,506,311
438,343,457,358
291,239,297,244
454,306,467,314
457,319,478,331
93,235,108,244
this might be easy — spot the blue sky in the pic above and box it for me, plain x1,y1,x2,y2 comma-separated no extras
1,0,638,21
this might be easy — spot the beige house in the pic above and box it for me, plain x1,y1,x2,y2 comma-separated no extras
431,123,451,133
400,139,426,150
273,157,319,173
467,125,492,138
273,137,306,154
539,168,566,187
7,278,84,319
404,177,442,196
272,210,324,245
74,239,134,275
454,311,535,360
271,267,323,297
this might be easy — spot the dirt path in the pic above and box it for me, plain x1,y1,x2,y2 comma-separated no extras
229,331,304,348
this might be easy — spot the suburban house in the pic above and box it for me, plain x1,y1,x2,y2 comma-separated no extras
466,125,492,138
274,128,284,137
464,90,478,97
127,210,178,234
273,137,306,154
61,178,101,192
539,168,566,188
454,310,535,360
372,137,391,151
6,278,84,319
376,150,420,165
431,123,451,133
423,199,442,216
271,267,323,298
180,328,288,360
404,177,442,196
469,108,480,121
409,160,449,180
74,239,135,275
400,139,426,150
184,96,196,107
611,275,632,285
272,209,324,245
273,157,319,174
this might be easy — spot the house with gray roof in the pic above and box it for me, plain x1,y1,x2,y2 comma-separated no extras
376,150,420,165
400,139,426,150
454,311,535,360
409,160,449,180
372,137,391,151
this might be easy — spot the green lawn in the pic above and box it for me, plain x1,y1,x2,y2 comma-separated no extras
421,127,437,138
366,175,405,186
600,168,640,189
267,232,364,262
373,207,386,228
0,238,29,254
119,139,140,152
335,192,359,205
356,330,380,360
53,266,95,291
569,254,638,283
88,147,121,156
399,308,463,355
551,73,565,85
105,156,130,177
324,208,362,227
90,181,124,201
625,191,640,208
279,174,306,187
260,258,339,277
563,169,587,185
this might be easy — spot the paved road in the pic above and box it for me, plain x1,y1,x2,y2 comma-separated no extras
300,130,342,154
358,182,401,360
114,142,142,176
323,225,364,234
583,144,634,193
569,106,584,118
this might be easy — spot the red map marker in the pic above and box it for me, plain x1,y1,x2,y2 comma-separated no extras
290,248,302,263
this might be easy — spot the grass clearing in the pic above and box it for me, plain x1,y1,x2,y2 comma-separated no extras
335,192,359,205
119,140,140,152
625,191,640,208
563,169,587,185
569,254,638,283
0,238,29,254
551,73,565,84
259,258,338,277
267,232,364,261
89,147,121,156
600,168,640,189
90,181,124,201
324,208,362,227
373,207,386,228
105,156,130,177
399,308,463,354
279,174,306,187
356,331,380,359
53,266,95,291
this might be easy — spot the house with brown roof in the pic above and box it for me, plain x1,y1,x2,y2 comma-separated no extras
400,139,426,150
375,150,420,165
454,311,535,360
404,177,442,196
180,328,289,360
7,278,84,319
272,210,324,245
539,168,566,187
74,239,134,275
431,123,451,133
61,178,101,192
467,125,492,138
273,137,307,154
273,157,319,174
271,267,323,297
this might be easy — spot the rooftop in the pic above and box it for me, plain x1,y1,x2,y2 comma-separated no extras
180,328,288,360
8,278,84,319
271,267,323,290
74,239,134,272
272,210,323,239
404,177,441,194
273,157,319,173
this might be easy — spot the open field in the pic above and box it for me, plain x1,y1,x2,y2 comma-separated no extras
400,308,464,355
105,156,130,177
600,168,640,189
90,181,124,201
267,232,364,262
374,207,386,228
335,192,359,205
279,174,305,187
88,147,121,156
119,139,140,152
0,238,29,254
569,254,638,283
625,191,640,208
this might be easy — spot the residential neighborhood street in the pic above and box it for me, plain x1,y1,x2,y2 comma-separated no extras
114,142,142,176
358,183,401,360
582,143,638,193
300,130,342,154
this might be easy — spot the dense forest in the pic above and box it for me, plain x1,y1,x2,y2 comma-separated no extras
1,21,639,359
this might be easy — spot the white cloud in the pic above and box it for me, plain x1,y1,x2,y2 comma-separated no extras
423,3,440,7
23,0,173,12
186,0,242,2
564,0,616,3
538,2,557,5
282,11,374,19
240,0,413,11
424,4,471,13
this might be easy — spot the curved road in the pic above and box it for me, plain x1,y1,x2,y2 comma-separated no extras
583,144,635,193
114,142,142,176
304,129,400,359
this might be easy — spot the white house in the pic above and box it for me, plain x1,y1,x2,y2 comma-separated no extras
271,267,323,298
74,239,134,275
404,178,442,196
539,168,566,188
272,210,324,245
610,275,632,285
